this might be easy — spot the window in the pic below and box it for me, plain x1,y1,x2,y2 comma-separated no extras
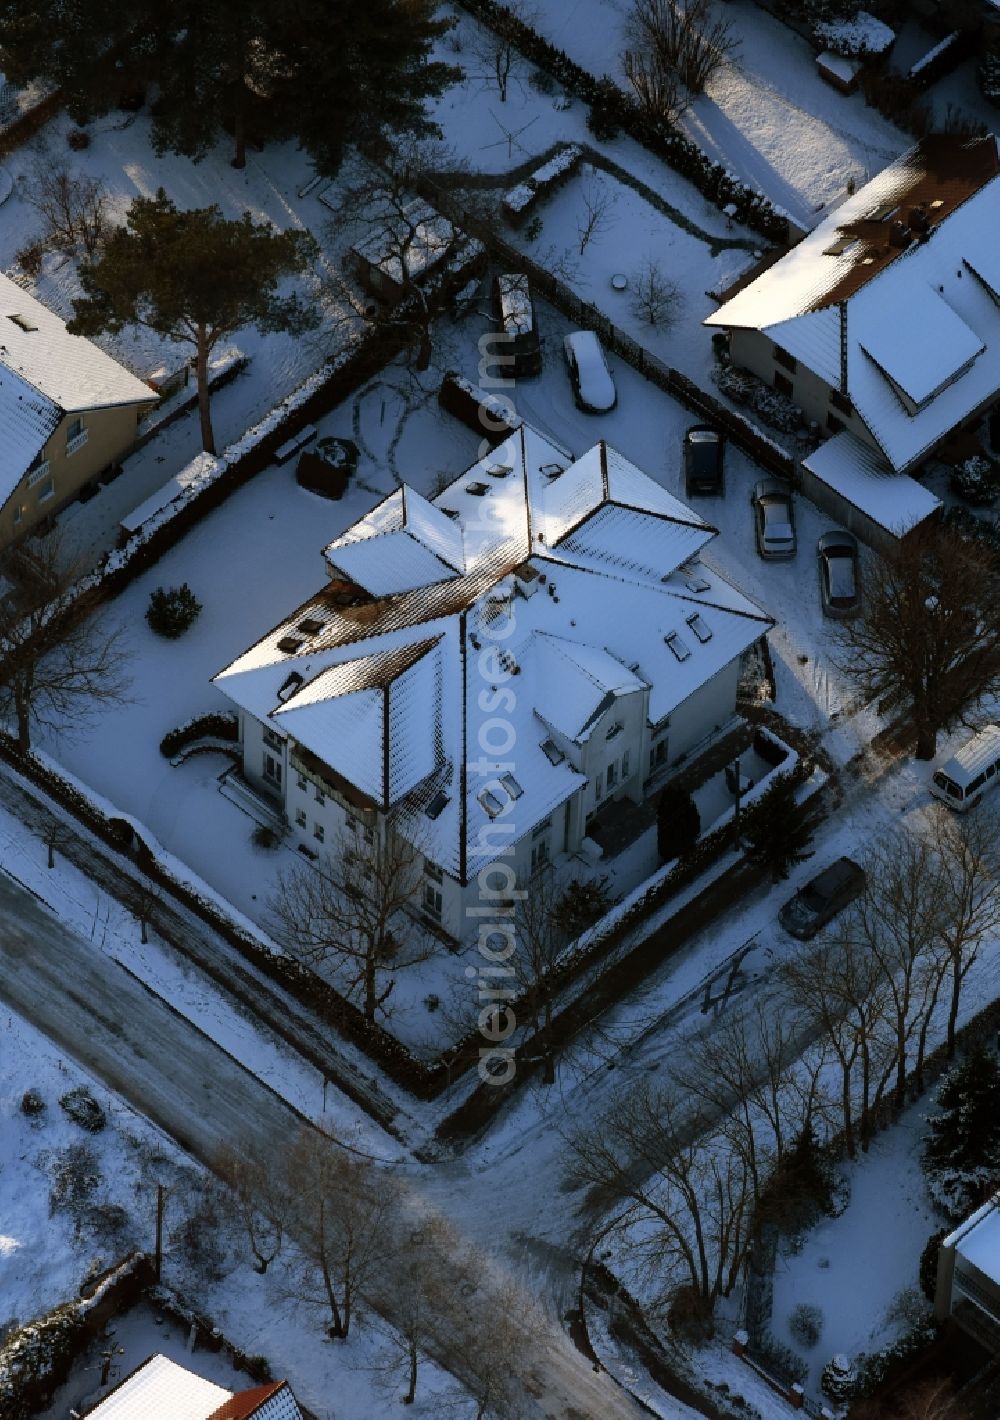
500,772,523,800
532,816,552,839
606,761,617,791
650,739,668,772
13,504,22,525
830,389,852,416
363,825,374,845
313,822,325,842
665,631,691,662
263,726,283,751
314,786,325,805
27,451,48,484
622,749,630,779
423,883,443,920
263,752,282,787
478,789,505,819
425,790,450,820
595,771,603,800
686,613,712,643
530,838,550,875
826,413,845,435
36,477,54,502
65,418,88,455
606,721,623,741
425,860,443,882
773,345,797,373
774,371,794,398
295,808,306,828
296,774,307,791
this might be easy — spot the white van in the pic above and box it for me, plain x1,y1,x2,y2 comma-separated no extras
930,725,1000,811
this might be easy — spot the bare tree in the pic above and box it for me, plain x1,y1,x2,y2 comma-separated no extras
623,48,688,124
630,257,683,327
625,0,738,106
216,1144,290,1275
369,1209,461,1406
575,171,618,256
467,0,537,102
283,1129,393,1340
833,524,1000,759
23,159,109,258
930,803,1000,1059
0,537,131,753
323,155,472,371
267,820,433,1021
568,1081,753,1327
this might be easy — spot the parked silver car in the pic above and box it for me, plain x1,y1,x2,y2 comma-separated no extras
751,478,796,559
563,330,617,413
817,530,861,618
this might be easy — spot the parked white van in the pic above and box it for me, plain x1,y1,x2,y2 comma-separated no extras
930,725,1000,811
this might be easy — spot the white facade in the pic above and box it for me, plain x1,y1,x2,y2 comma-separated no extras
216,428,771,943
936,1194,1000,1353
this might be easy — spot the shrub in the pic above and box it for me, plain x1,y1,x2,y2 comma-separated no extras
821,1352,856,1401
528,67,557,95
789,1301,823,1349
15,242,44,277
58,1086,106,1133
756,1333,808,1384
49,1143,102,1219
67,128,90,150
586,101,620,141
553,875,615,937
146,583,202,638
251,824,278,850
950,454,998,507
923,1046,1000,1219
20,1087,45,1118
852,1319,936,1399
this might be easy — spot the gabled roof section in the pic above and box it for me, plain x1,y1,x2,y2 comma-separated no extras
0,271,155,412
207,1381,302,1420
859,283,983,407
533,633,645,742
85,1354,232,1420
324,486,464,595
706,135,1000,331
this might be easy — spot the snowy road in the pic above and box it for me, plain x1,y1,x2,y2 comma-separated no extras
0,867,646,1420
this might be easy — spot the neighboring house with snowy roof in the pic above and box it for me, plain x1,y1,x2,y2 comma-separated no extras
936,1193,1000,1353
347,199,459,305
84,1353,303,1420
0,273,156,549
707,135,1000,548
214,427,772,942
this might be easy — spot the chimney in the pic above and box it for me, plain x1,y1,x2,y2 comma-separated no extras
888,220,911,250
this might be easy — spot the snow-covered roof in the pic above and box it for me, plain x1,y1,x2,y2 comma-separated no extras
86,1356,301,1420
350,199,455,287
946,1194,1000,1285
215,429,771,880
802,431,941,536
0,272,155,508
707,136,1000,471
85,1354,233,1420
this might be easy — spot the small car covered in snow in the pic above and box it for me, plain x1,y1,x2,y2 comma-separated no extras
817,530,861,618
751,478,796,560
778,856,866,939
563,330,617,414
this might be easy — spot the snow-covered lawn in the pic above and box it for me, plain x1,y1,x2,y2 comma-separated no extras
769,1097,945,1398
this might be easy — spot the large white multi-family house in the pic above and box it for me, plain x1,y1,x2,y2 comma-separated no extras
214,427,771,942
707,134,1000,548
936,1192,1000,1354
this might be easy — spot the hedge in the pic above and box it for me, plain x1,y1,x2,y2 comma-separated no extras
455,0,790,242
159,711,238,760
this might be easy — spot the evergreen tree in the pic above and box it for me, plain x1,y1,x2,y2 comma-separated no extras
740,774,820,881
919,1229,947,1304
69,191,319,455
924,1046,1000,1219
657,784,700,863
0,0,457,173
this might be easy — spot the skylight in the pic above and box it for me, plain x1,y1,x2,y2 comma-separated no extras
297,617,323,635
277,635,305,654
425,790,450,820
9,313,37,332
466,481,490,496
478,789,505,819
541,738,565,765
500,772,523,800
277,671,304,703
684,574,710,593
487,463,513,478
686,613,712,643
664,631,691,662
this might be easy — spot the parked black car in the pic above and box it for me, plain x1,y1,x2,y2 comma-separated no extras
684,425,725,496
778,856,866,939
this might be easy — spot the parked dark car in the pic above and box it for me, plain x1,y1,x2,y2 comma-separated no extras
778,856,866,939
684,425,725,496
492,273,542,378
817,530,861,618
751,478,796,559
563,330,617,413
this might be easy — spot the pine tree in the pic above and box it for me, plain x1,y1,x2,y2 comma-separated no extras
0,0,458,173
69,192,319,455
740,774,820,881
924,1046,1000,1219
657,784,700,863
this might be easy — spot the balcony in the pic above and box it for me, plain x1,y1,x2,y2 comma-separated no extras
65,429,89,457
26,460,50,488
